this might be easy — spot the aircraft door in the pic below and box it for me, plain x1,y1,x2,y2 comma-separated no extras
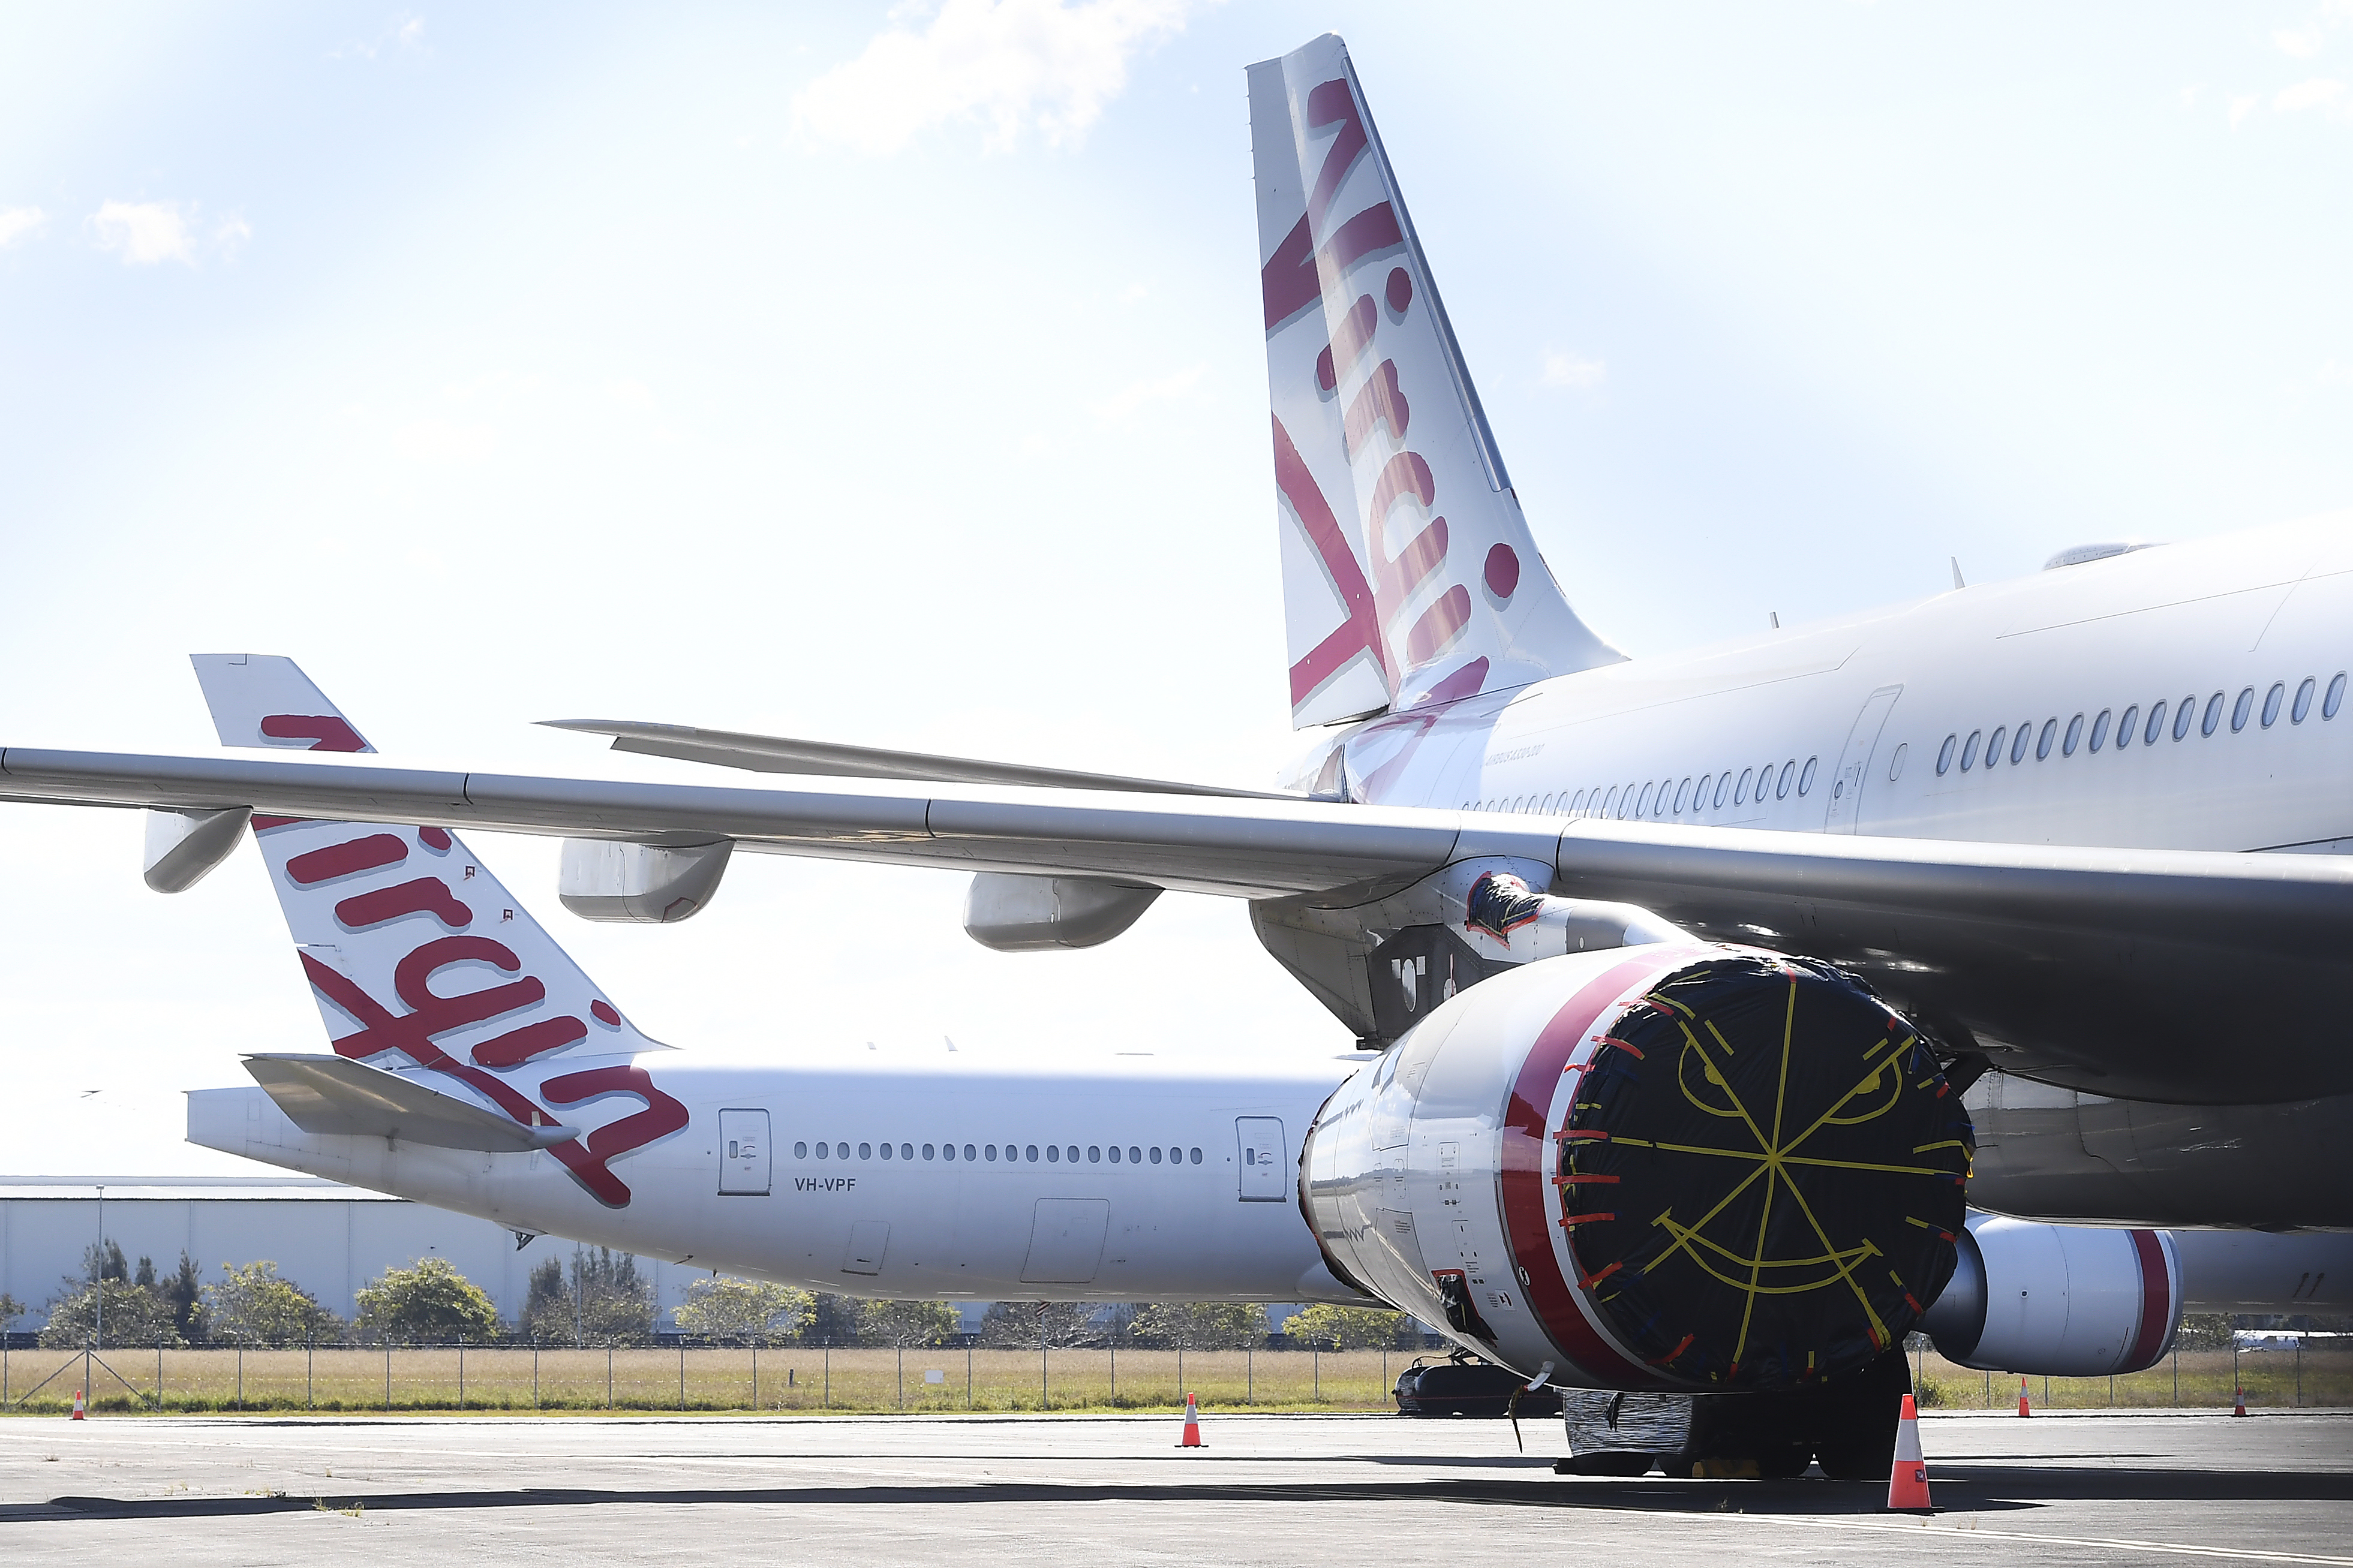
718,1107,771,1194
1237,1116,1289,1201
1825,685,1904,833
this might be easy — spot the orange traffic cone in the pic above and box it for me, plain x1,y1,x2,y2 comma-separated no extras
1886,1394,1933,1512
70,1388,86,1420
2017,1377,2031,1417
1177,1392,1204,1447
2232,1385,2248,1417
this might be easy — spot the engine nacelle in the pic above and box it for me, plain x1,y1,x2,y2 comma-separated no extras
1302,944,1969,1394
1923,1213,2180,1376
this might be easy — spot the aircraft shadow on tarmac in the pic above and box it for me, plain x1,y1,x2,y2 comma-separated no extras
11,1465,2353,1525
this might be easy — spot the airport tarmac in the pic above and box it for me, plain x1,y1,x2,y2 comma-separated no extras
1,1409,2348,1566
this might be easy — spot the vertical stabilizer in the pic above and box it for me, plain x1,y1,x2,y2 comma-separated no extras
1249,35,1622,728
188,654,688,1208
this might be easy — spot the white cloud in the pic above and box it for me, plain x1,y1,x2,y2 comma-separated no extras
88,200,250,265
2230,92,2265,128
1091,362,1204,425
90,200,193,264
2276,0,2353,58
0,206,46,247
332,13,425,61
1541,350,1606,390
2318,358,2353,387
2274,77,2351,119
2178,83,2206,109
792,0,1203,155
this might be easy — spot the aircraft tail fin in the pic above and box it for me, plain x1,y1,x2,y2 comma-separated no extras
187,654,687,1208
1248,35,1623,728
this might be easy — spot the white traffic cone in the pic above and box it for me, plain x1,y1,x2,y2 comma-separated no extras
71,1388,86,1420
1177,1392,1204,1448
1886,1394,1932,1512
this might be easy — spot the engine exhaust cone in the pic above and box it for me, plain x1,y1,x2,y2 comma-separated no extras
1555,953,1970,1392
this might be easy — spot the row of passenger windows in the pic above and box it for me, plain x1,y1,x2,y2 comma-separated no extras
1467,757,1822,820
1934,673,2346,775
795,1140,1204,1166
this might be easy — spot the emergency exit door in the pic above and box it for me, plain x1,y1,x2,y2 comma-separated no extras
719,1108,770,1194
1236,1117,1288,1201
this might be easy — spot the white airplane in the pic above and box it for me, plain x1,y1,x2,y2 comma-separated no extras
3,33,2347,1475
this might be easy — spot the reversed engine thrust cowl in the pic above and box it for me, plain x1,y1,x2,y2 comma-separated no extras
1302,945,1970,1394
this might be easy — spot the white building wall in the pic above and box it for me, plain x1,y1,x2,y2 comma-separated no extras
0,1179,704,1332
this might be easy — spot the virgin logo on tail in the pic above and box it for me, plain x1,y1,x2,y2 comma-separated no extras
270,820,686,1208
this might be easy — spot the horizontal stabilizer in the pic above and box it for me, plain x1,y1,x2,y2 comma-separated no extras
244,1052,579,1152
542,719,1292,800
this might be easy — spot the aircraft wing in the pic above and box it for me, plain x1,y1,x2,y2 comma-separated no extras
6,744,2351,1100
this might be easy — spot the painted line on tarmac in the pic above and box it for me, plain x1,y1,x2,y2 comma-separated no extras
1778,1515,2353,1566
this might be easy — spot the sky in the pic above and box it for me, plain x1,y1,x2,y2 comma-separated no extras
1,1,2348,1176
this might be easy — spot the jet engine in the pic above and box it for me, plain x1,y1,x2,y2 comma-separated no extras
1302,943,1970,1394
1922,1212,2180,1376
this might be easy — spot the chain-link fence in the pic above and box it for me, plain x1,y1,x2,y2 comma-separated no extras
0,1340,1412,1414
1909,1342,2353,1410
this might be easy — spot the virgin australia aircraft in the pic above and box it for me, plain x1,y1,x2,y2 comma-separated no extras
2,34,2348,1470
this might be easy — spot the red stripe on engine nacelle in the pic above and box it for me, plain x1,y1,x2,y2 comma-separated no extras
2123,1228,2172,1373
1499,949,1708,1391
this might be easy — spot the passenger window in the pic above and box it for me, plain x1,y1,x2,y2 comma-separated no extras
1736,768,1753,803
964,1143,976,1161
2201,692,2223,737
1937,735,1956,775
2090,711,2110,752
1696,774,1712,809
2063,715,2083,756
816,1142,828,1160
985,1144,998,1161
1674,778,1690,813
860,1142,873,1160
2146,702,2167,745
2263,684,2285,727
1190,1148,1203,1164
2036,718,2056,760
1798,757,1817,795
942,1143,955,1161
2294,679,2316,723
1637,783,1653,816
2011,724,2031,765
2328,673,2346,719
1047,1145,1059,1161
921,1143,933,1160
901,1143,913,1160
1150,1147,1162,1164
2232,688,2255,732
1714,773,1730,808
1777,760,1795,799
880,1142,893,1161
2173,696,2196,741
837,1142,849,1159
1888,743,1907,780
795,1141,809,1159
1107,1145,1120,1163
1129,1145,1142,1163
1986,726,2006,766
1604,785,1619,817
1027,1144,1041,1161
2117,706,2137,747
1571,790,1586,814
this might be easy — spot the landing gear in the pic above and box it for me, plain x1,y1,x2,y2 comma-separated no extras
1555,1347,1913,1481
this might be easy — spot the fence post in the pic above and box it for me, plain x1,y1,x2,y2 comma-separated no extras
608,1343,614,1410
824,1340,830,1409
385,1341,392,1413
2296,1338,2303,1407
1110,1340,1116,1406
678,1339,685,1412
2172,1342,2178,1407
1313,1341,1320,1403
897,1345,904,1410
1247,1345,1252,1406
237,1337,244,1413
305,1332,312,1411
967,1340,973,1411
458,1336,465,1410
1177,1345,1183,1405
753,1343,759,1411
536,1337,543,1411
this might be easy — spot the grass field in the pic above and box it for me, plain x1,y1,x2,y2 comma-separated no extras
7,1343,2343,1417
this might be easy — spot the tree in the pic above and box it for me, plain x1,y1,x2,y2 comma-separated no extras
203,1262,343,1346
1281,1303,1408,1350
82,1239,129,1284
355,1257,500,1343
980,1301,1102,1347
522,1257,569,1343
38,1280,184,1349
858,1299,960,1349
674,1277,815,1344
801,1292,865,1347
0,1293,25,1337
163,1253,207,1344
1129,1302,1268,1350
569,1247,655,1345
